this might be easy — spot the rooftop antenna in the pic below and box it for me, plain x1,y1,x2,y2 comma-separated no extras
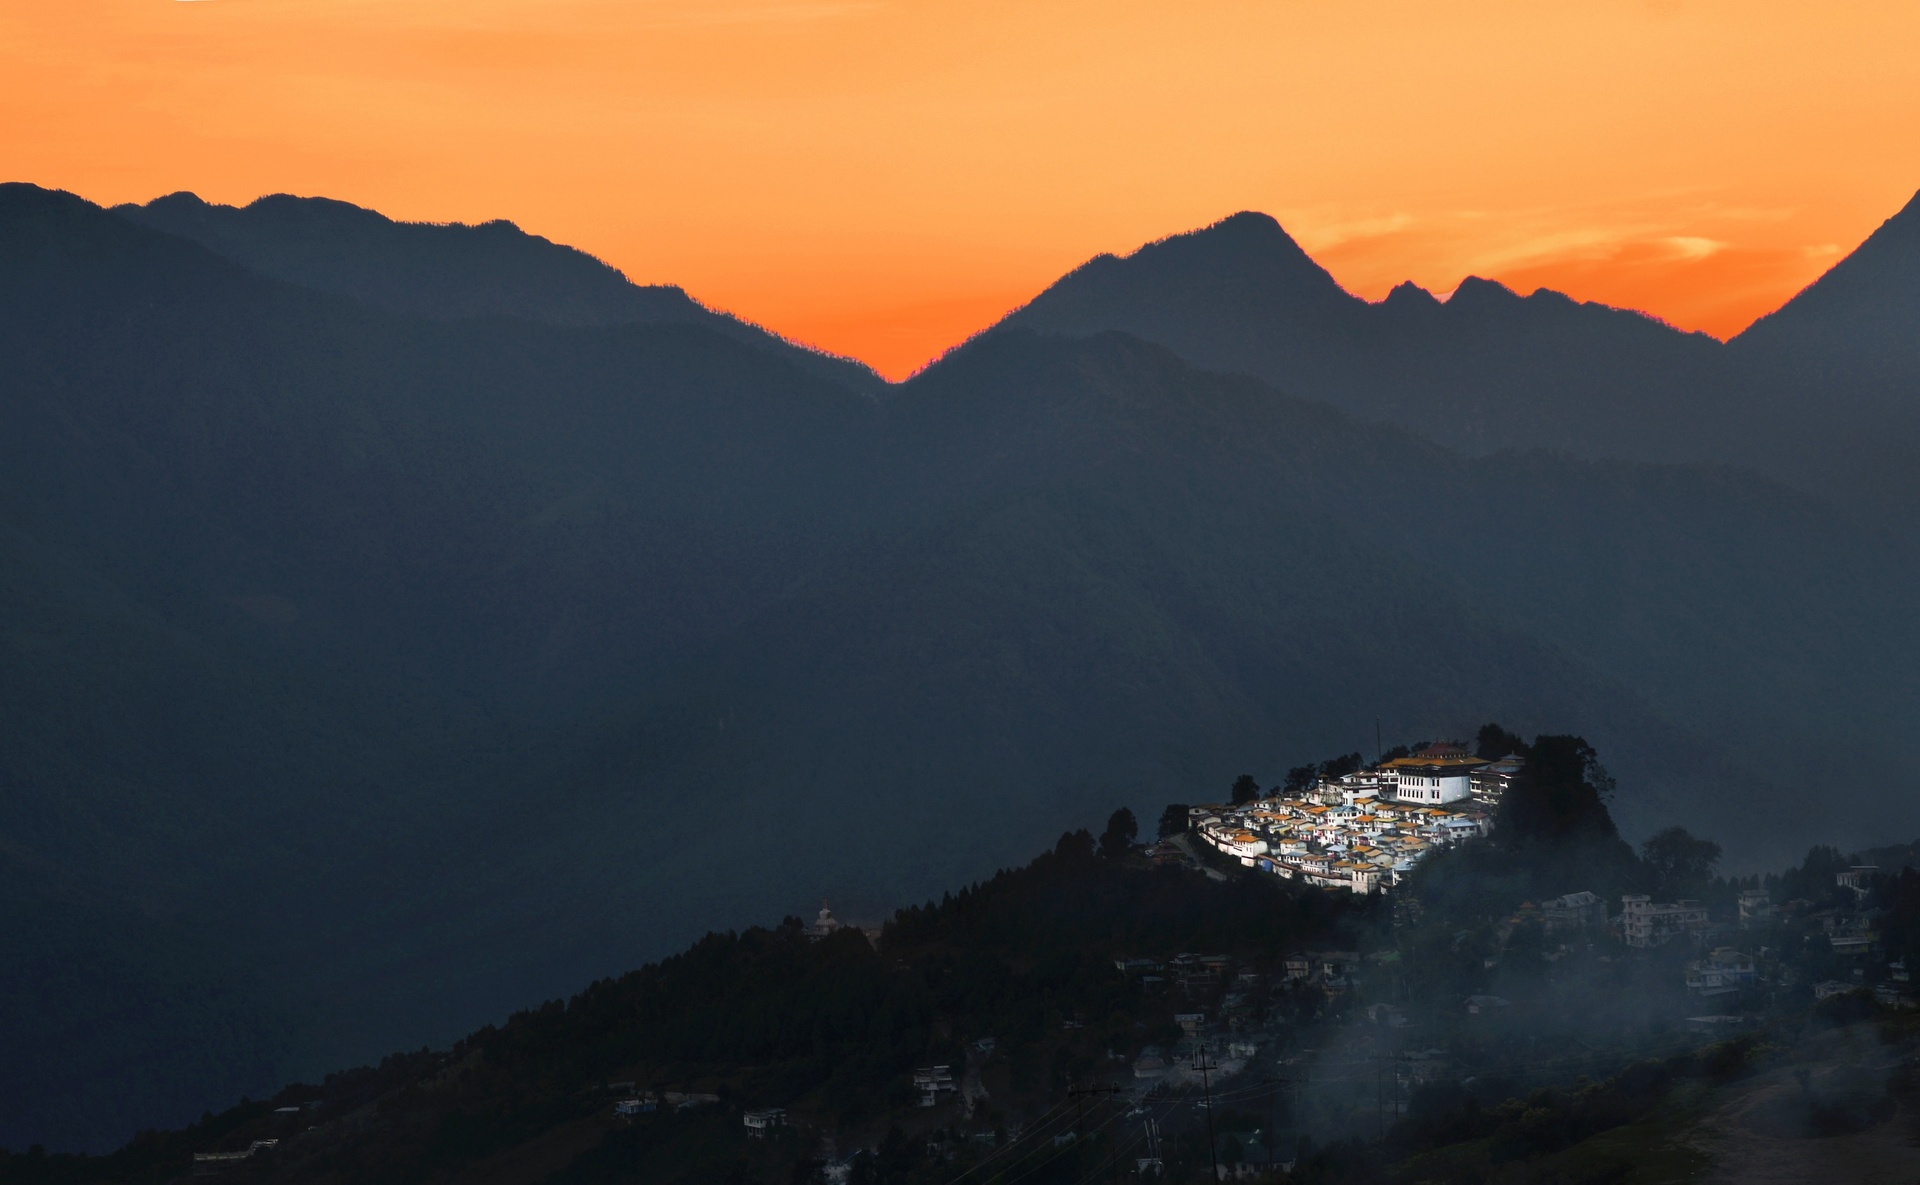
1375,718,1383,766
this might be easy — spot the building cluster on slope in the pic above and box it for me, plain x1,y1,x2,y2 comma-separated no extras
1188,744,1520,893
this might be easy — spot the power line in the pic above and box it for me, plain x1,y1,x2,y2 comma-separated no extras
930,1096,1080,1185
994,1094,1132,1185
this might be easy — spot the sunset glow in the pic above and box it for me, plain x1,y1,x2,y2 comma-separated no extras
7,1,1917,378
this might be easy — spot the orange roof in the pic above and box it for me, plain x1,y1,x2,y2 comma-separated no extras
1383,754,1489,770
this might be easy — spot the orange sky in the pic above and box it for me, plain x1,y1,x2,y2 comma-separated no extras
5,1,1918,379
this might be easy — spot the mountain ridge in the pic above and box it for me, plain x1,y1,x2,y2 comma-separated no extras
1002,210,1743,469
114,189,887,396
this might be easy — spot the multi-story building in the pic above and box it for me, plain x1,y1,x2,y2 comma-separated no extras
1621,895,1710,948
1470,753,1525,806
1539,891,1605,932
1837,866,1880,899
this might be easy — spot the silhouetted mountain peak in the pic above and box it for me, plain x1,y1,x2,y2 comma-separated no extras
1851,186,1920,251
3,180,93,216
1381,280,1442,308
3,182,150,249
1447,275,1525,309
1004,210,1361,356
1112,210,1349,299
1733,188,1920,380
1,183,253,286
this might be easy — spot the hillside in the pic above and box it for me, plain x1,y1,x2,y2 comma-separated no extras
0,832,1374,1185
5,181,1920,1150
13,777,1920,1185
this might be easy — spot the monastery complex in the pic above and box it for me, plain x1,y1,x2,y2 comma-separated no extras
1189,743,1524,894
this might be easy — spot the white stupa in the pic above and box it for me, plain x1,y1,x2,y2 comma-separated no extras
804,900,842,941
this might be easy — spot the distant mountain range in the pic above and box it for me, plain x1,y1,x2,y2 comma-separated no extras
2,181,1917,1152
1004,197,1920,510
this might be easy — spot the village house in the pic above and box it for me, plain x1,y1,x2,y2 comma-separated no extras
913,1066,957,1107
1621,895,1710,948
1738,889,1774,928
1685,947,1757,995
1837,866,1879,900
1133,1048,1168,1079
1538,891,1606,932
192,1141,278,1173
1826,916,1877,956
743,1108,788,1135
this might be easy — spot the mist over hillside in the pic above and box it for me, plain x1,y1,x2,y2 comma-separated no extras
2,180,1917,1151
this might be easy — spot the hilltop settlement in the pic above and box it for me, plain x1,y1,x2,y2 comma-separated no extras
1182,743,1520,893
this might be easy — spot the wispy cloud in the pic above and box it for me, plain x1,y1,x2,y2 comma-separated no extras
583,1,884,27
663,2,880,24
1287,212,1415,253
1661,235,1724,260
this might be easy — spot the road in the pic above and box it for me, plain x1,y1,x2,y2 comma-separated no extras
1170,833,1231,881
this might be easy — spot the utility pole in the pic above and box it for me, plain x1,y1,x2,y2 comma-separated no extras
1196,1042,1219,1183
1075,1081,1085,1180
1295,1062,1307,1171
1068,1082,1124,1183
1262,1076,1294,1180
1264,1076,1277,1180
1138,1114,1166,1181
1376,1056,1390,1143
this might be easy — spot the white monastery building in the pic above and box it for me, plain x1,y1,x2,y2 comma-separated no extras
1381,743,1488,805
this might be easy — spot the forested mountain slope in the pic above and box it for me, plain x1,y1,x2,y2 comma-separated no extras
0,182,889,1149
